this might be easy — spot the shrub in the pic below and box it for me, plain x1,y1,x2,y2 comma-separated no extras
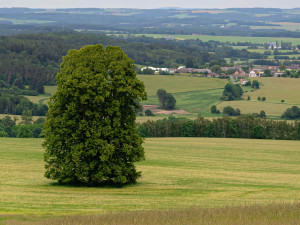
257,96,261,101
259,110,266,118
211,105,217,114
0,131,8,137
262,97,266,101
252,80,260,89
145,109,154,116
281,99,285,103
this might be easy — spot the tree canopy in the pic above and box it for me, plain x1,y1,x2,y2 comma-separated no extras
43,44,147,186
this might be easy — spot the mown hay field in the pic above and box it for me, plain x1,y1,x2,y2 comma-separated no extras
217,77,300,116
1,137,300,217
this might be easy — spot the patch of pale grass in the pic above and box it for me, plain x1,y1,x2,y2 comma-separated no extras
3,202,300,225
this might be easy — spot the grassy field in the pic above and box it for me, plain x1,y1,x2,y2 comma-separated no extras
25,77,300,117
217,77,300,116
138,75,227,114
134,34,300,45
2,203,300,225
23,86,57,105
1,137,300,218
251,22,300,31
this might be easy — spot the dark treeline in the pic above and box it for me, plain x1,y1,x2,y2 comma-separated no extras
137,115,300,140
0,115,44,138
0,85,48,116
0,33,218,92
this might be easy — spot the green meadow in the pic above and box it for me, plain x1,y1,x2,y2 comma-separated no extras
19,76,300,118
218,77,300,116
138,75,226,114
1,137,300,223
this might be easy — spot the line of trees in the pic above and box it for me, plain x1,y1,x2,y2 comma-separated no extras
0,86,48,116
136,115,300,140
0,115,44,138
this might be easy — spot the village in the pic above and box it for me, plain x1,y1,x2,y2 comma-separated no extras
141,64,300,85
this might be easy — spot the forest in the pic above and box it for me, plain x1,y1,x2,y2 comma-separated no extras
0,33,220,92
137,115,300,140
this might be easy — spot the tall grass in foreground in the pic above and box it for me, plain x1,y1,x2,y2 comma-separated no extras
3,202,300,225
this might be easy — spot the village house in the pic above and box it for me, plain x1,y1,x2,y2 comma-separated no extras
239,79,249,85
249,70,259,77
233,68,247,79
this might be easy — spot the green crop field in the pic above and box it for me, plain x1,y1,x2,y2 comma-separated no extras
134,34,300,45
1,137,300,223
138,75,227,114
217,77,300,116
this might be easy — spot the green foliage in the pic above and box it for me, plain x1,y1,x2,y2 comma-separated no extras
211,65,221,74
258,96,261,100
259,110,266,118
211,105,217,114
247,96,250,100
43,45,147,186
163,93,176,110
223,106,241,116
0,131,8,137
142,68,155,74
21,110,33,125
0,86,48,116
281,99,285,103
221,83,243,101
156,89,176,110
262,97,266,101
137,114,300,140
145,109,154,116
157,89,167,107
282,106,300,119
264,69,272,77
245,81,251,86
252,80,260,89
210,105,220,114
253,126,264,139
280,64,287,71
17,126,33,138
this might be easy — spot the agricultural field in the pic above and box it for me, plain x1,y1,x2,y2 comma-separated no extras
251,22,300,31
37,76,226,117
134,34,300,45
217,77,300,117
138,75,226,115
23,76,300,118
1,137,300,223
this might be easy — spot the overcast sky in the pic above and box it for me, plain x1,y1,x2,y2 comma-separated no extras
0,0,299,9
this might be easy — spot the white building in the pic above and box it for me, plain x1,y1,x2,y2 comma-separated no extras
249,70,259,77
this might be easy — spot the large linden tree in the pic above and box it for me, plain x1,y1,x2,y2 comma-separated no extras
43,45,147,186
